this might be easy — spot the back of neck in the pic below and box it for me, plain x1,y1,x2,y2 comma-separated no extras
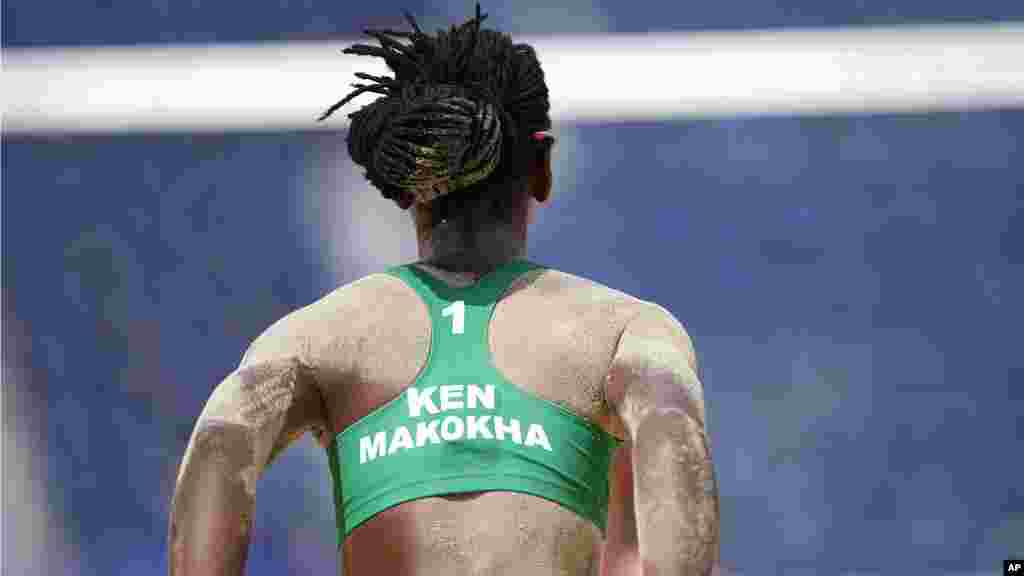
424,242,526,277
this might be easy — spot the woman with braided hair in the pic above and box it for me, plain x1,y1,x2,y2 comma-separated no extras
169,6,718,575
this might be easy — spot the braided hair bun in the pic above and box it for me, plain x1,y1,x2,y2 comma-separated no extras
349,83,505,205
319,4,550,208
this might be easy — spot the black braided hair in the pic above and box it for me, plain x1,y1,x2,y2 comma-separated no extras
319,4,551,209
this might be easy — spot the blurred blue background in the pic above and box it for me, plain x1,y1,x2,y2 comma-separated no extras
3,1,1022,575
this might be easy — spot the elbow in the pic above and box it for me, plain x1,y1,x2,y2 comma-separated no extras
187,420,262,497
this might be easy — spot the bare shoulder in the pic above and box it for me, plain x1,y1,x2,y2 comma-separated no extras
595,288,702,426
535,268,692,347
240,272,406,366
529,267,648,310
620,300,697,370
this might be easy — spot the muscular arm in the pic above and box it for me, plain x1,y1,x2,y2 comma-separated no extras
605,304,719,576
168,328,327,576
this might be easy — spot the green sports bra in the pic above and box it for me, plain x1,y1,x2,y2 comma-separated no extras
325,260,623,545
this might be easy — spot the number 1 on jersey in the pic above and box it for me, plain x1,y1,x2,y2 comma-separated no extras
442,300,465,335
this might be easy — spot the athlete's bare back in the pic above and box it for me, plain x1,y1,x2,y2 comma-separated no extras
169,264,718,575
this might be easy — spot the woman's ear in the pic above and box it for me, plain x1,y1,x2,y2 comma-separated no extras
529,148,553,203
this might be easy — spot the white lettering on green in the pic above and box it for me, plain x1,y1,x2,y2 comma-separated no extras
440,385,464,411
357,385,558,465
416,420,441,446
360,431,387,463
388,426,414,454
407,387,439,417
440,415,465,441
466,415,493,439
467,385,495,410
524,424,553,452
493,417,522,444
